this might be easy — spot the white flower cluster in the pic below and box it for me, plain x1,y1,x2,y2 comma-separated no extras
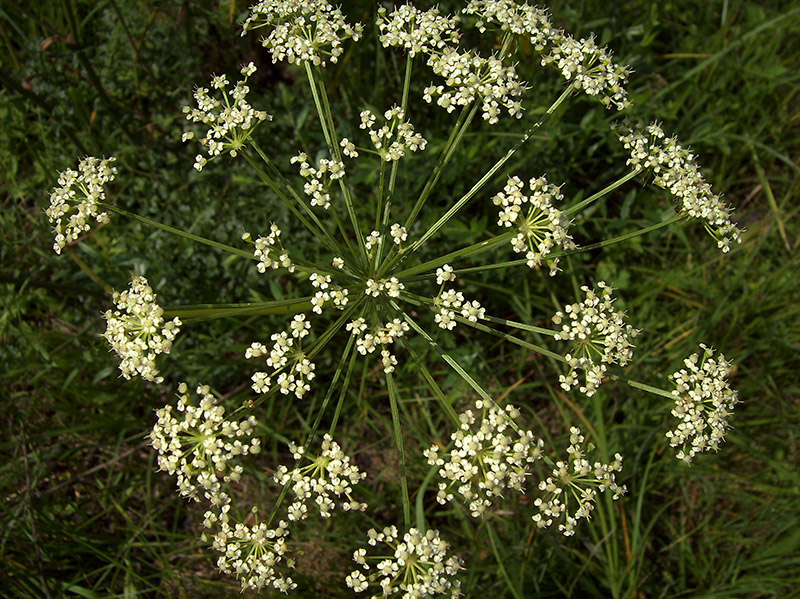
102,275,181,383
209,516,296,593
242,0,363,66
347,526,463,598
533,427,626,536
365,229,382,252
424,400,543,517
615,122,743,252
46,156,117,254
246,315,316,398
465,1,630,110
434,288,484,330
542,34,630,110
182,63,270,171
347,317,409,373
552,281,639,396
377,4,461,58
424,47,526,124
359,106,428,162
667,345,739,463
492,175,576,275
436,264,456,285
364,277,405,298
242,226,294,273
150,383,261,502
290,151,345,209
464,0,555,51
390,223,408,245
309,271,349,314
274,434,367,521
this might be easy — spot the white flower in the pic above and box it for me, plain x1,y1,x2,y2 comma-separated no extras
365,230,382,251
464,0,555,50
542,34,630,110
102,275,181,383
390,223,408,245
433,287,479,330
667,344,739,463
242,0,363,66
46,156,117,254
348,526,462,597
552,281,639,396
532,427,625,536
436,264,455,284
427,401,543,517
340,137,359,158
615,121,743,252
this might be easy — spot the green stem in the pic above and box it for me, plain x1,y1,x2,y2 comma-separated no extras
376,160,386,233
305,63,366,258
393,303,495,403
386,371,411,528
163,298,314,321
402,340,461,426
487,521,523,599
394,232,514,279
246,143,350,261
386,53,414,202
401,292,563,362
408,84,574,258
403,105,477,233
102,204,253,259
329,335,360,435
622,377,675,400
481,314,556,338
565,170,639,216
265,327,357,529
573,214,685,254
437,215,687,276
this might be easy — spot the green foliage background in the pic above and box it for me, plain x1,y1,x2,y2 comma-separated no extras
1,1,798,598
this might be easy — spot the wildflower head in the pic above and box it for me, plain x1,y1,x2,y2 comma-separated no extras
358,106,428,162
377,4,461,58
246,315,316,399
424,47,527,124
102,275,181,383
465,0,629,109
425,400,544,517
275,433,367,520
615,121,743,252
533,427,626,536
242,0,363,66
667,344,739,463
182,63,270,171
492,174,576,275
465,0,555,46
209,515,296,593
347,526,463,597
552,281,639,396
150,383,261,502
46,156,117,254
542,33,630,110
